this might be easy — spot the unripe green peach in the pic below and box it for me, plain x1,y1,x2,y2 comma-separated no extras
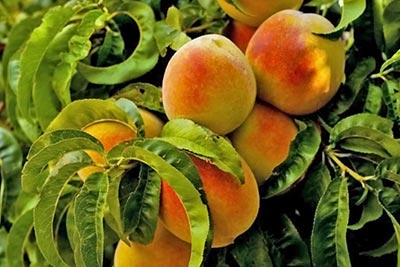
217,0,303,27
229,102,298,185
246,10,346,115
162,34,256,135
159,155,260,248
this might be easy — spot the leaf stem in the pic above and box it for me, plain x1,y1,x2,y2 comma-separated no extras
326,148,374,186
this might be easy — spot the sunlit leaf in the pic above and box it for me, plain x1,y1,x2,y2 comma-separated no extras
6,209,34,267
114,82,164,113
16,5,76,120
46,99,134,131
34,160,91,267
77,2,159,84
330,113,394,142
115,98,145,138
160,118,244,183
108,138,209,267
21,129,103,193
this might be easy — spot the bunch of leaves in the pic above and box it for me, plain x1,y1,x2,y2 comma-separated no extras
1,0,227,144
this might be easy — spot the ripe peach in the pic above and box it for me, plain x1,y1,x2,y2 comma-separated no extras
159,155,260,248
162,34,256,135
246,10,346,115
138,108,164,138
225,20,257,53
217,0,303,27
78,110,164,180
113,222,191,267
229,102,298,185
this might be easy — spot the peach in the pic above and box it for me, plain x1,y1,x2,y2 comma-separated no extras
217,0,303,27
225,20,257,53
138,108,164,138
113,222,191,267
246,10,346,115
229,102,298,185
162,34,256,135
159,155,260,248
77,120,137,180
78,110,164,180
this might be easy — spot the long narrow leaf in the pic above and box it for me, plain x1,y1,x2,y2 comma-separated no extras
74,172,109,267
311,177,351,267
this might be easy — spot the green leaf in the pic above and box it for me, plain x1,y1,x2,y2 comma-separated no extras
301,160,332,212
77,2,159,84
34,160,91,267
325,57,376,125
330,113,394,142
378,188,400,264
311,177,351,267
33,24,77,131
74,172,109,267
261,120,321,199
16,5,76,120
332,126,400,158
322,0,367,37
380,49,400,74
114,82,164,113
95,20,125,67
153,6,191,56
363,83,383,114
21,129,103,193
382,79,400,127
376,157,400,183
46,99,134,131
122,164,161,244
52,9,106,107
2,16,42,80
108,138,209,267
382,1,400,55
0,128,23,222
360,233,398,257
160,118,244,184
115,98,145,138
6,209,34,267
230,226,273,267
348,193,383,230
262,214,311,267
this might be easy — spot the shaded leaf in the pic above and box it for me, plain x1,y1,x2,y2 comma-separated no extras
325,57,376,125
122,165,161,244
348,192,383,230
74,172,109,267
311,177,351,267
261,120,321,199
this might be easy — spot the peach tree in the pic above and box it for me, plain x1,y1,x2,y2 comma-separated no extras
0,0,400,266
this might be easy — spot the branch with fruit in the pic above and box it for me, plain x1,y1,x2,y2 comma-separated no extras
1,0,400,267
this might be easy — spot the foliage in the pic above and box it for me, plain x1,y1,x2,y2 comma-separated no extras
1,0,400,266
